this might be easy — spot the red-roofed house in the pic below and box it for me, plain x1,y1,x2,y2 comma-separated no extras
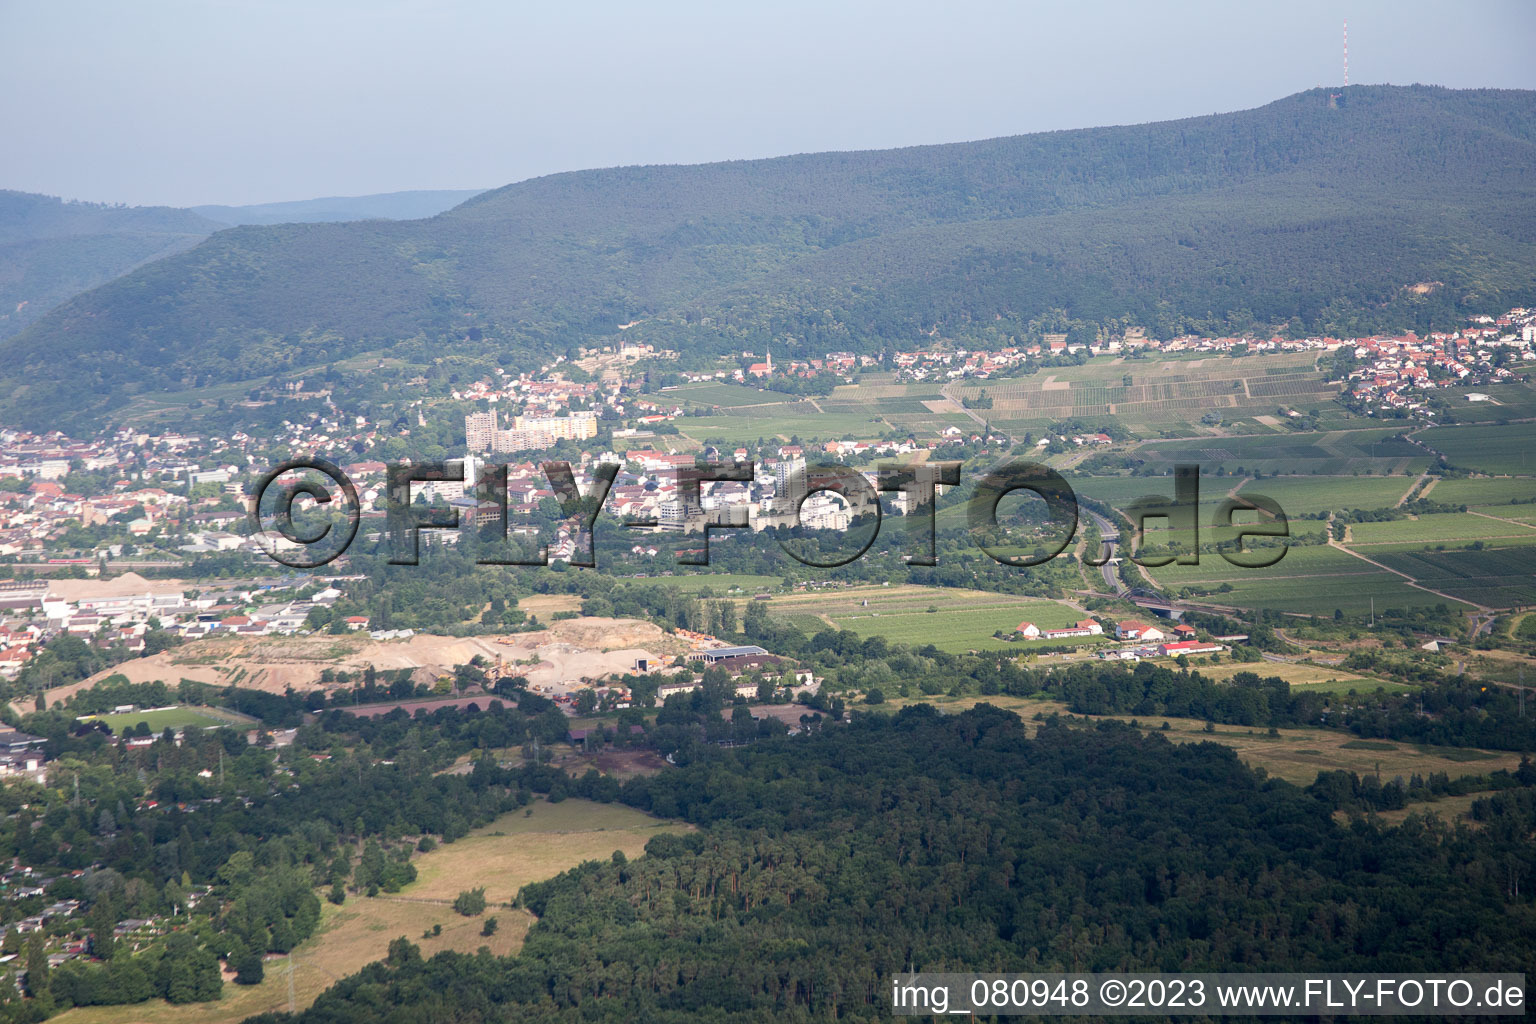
1116,620,1164,642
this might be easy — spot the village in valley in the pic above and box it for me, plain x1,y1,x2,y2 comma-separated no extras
0,303,1531,987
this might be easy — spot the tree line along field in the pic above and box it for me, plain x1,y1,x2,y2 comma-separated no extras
874,695,1520,788
1346,513,1536,546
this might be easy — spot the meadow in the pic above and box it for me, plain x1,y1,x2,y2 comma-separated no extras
52,799,687,1024
406,798,690,905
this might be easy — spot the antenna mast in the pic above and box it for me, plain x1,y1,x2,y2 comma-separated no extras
1343,21,1349,87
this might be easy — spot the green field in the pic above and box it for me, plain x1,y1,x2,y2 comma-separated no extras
1371,547,1536,608
1234,475,1414,516
949,352,1340,434
652,572,783,594
677,412,899,445
1433,383,1536,423
1133,428,1429,476
1149,544,1462,613
1420,422,1536,476
664,354,1346,443
86,706,255,734
758,585,1104,653
667,382,796,409
1347,512,1536,546
1427,477,1536,507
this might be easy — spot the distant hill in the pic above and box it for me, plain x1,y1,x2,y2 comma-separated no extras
0,191,221,341
191,189,485,226
0,188,487,346
4,85,1535,431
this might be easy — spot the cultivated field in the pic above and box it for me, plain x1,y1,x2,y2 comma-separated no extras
1347,513,1536,546
1428,477,1536,507
1233,475,1416,516
1132,428,1429,476
949,353,1341,435
1149,544,1452,614
1420,422,1536,476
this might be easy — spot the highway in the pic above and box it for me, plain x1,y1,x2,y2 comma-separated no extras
1082,507,1124,594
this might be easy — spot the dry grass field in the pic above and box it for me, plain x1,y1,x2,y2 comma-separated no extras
408,798,692,905
52,799,687,1024
879,695,1519,786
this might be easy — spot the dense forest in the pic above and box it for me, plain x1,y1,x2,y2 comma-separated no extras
0,191,218,343
4,85,1535,431
0,189,484,347
240,706,1536,1023
0,636,1532,1021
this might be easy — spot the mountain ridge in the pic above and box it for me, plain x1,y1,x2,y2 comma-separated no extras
0,188,486,346
4,84,1535,431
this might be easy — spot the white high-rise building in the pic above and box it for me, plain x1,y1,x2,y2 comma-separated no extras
465,411,498,452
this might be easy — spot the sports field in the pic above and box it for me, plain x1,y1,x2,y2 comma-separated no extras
758,584,1106,653
85,705,256,734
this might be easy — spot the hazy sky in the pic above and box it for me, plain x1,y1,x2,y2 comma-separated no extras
3,0,1534,208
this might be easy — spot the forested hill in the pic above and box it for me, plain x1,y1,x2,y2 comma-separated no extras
0,189,483,348
189,188,485,226
0,192,220,342
6,84,1536,431
248,706,1536,1024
